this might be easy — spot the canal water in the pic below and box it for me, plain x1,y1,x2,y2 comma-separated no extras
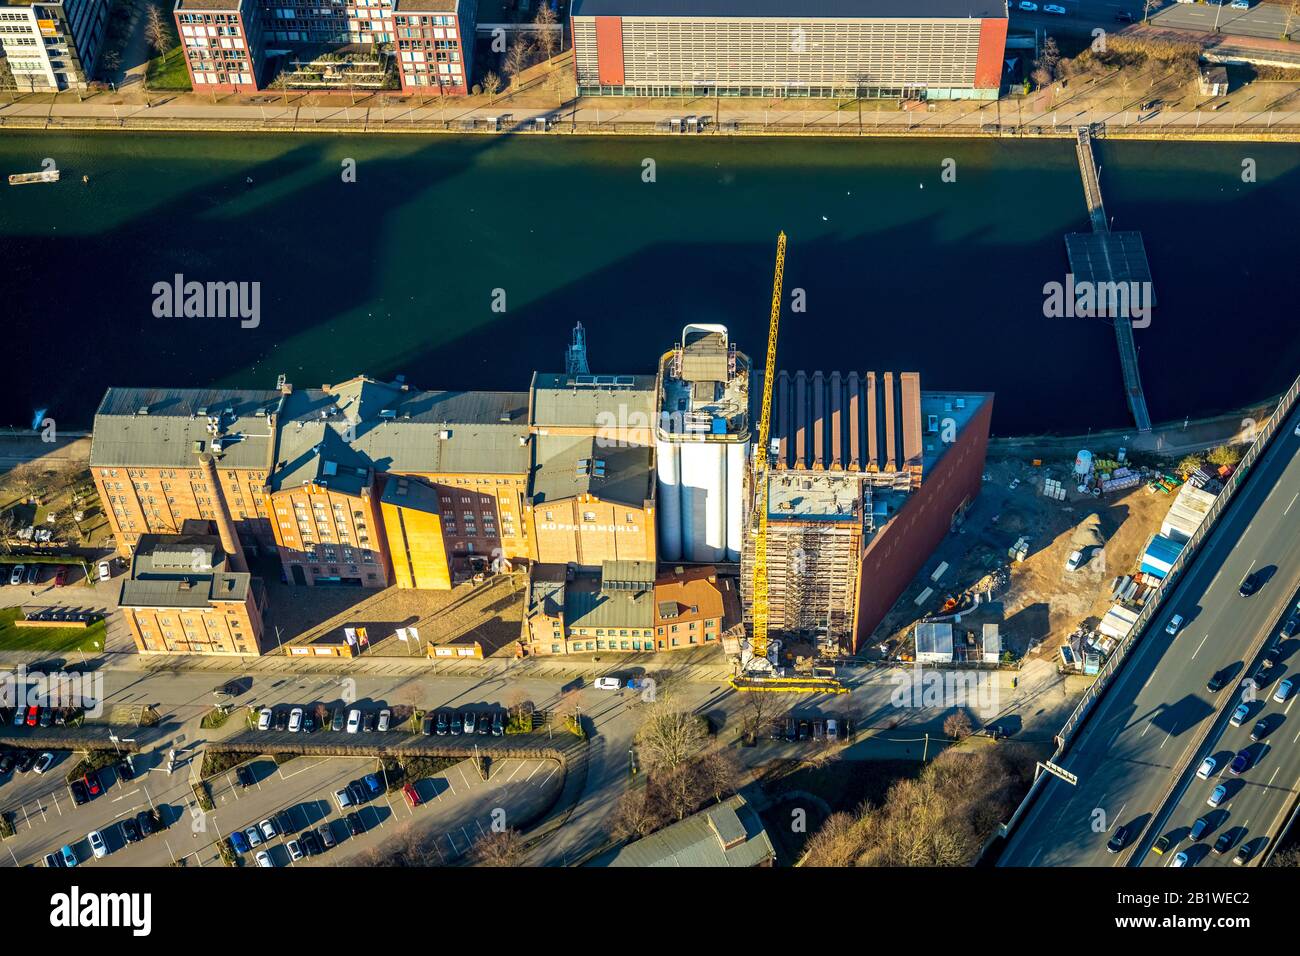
1,132,1297,435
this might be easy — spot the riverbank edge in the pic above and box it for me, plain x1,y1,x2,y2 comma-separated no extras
5,116,1300,143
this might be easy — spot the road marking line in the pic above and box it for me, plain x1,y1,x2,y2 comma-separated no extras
1192,634,1209,659
1285,492,1299,516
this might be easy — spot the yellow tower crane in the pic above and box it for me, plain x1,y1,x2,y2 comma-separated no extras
733,232,847,694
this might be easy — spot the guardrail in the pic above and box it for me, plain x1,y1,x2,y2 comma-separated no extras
986,371,1300,859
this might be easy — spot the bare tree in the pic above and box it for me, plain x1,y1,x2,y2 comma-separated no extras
145,4,170,58
943,709,974,741
693,749,740,806
503,33,534,84
635,698,706,776
802,811,865,867
471,828,524,866
533,3,560,60
610,784,666,842
481,70,502,98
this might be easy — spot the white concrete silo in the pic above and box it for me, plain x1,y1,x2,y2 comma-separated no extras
656,439,682,562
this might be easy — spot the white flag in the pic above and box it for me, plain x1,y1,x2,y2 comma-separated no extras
344,627,357,646
396,628,409,642
408,626,420,644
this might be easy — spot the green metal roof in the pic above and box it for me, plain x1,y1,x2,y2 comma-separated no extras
588,796,775,868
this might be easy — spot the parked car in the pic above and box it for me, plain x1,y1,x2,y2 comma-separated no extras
1230,703,1250,727
286,839,304,862
24,564,38,585
403,782,422,807
288,707,304,733
1230,0,1250,8
1107,824,1131,853
1274,678,1294,703
347,781,367,805
255,850,273,868
117,756,135,781
83,769,102,797
236,765,254,789
363,773,383,796
825,718,839,740
87,829,108,859
16,751,37,773
243,826,262,848
477,713,491,735
9,565,24,586
229,830,250,854
33,752,55,774
53,566,68,587
492,711,505,736
436,711,450,736
421,714,434,736
1018,0,1038,9
0,752,15,774
462,711,476,734
97,561,111,582
449,711,462,735
333,787,354,811
137,809,159,836
274,709,289,732
594,677,622,690
38,708,53,728
1282,613,1300,638
797,720,810,740
345,813,364,838
1207,784,1228,808
68,780,89,806
1190,816,1211,841
11,708,23,727
44,852,63,868
60,845,78,868
1043,3,1066,13
1166,614,1185,636
121,819,141,844
362,711,376,733
317,824,337,850
377,708,391,732
25,705,39,726
346,709,361,734
257,707,272,731
300,830,322,856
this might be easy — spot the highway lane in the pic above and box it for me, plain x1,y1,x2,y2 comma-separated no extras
1134,587,1300,868
1000,409,1300,866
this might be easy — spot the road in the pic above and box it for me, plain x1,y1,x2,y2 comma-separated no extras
999,409,1300,866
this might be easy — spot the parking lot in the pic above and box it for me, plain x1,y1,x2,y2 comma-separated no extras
206,752,562,866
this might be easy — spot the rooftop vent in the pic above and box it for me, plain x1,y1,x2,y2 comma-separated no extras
136,405,150,416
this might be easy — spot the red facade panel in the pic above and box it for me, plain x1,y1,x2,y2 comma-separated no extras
974,17,1009,90
850,396,994,652
594,16,625,85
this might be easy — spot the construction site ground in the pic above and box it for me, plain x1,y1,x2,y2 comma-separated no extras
875,451,1179,669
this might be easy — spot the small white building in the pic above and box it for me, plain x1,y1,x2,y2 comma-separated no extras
915,621,954,663
982,623,1001,664
1099,603,1140,641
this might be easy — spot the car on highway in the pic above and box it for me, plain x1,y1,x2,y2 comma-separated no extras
1190,816,1211,840
1106,825,1131,853
346,708,361,733
421,713,434,736
288,707,304,732
1274,678,1294,703
87,829,108,859
377,708,391,732
1170,851,1189,867
121,819,141,844
362,710,376,733
1207,669,1231,693
286,839,304,862
1238,570,1262,597
1207,784,1228,808
1166,614,1185,636
1228,750,1252,775
345,813,364,838
594,677,622,690
68,780,89,805
9,565,24,586
83,769,102,797
243,826,262,848
60,845,78,868
436,711,450,736
1017,1,1037,9
229,829,250,854
1229,703,1250,727
318,824,337,850
462,711,476,734
257,707,272,731
1043,4,1066,13
1251,719,1272,742
1196,756,1217,779
1213,829,1239,855
1152,834,1173,856
1234,841,1257,865
255,850,273,868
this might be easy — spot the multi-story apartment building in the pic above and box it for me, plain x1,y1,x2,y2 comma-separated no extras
119,532,267,655
174,0,265,92
90,387,281,558
571,0,1009,100
0,0,108,91
171,0,475,94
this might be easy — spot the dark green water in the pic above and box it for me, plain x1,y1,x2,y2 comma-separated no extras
2,132,1298,434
